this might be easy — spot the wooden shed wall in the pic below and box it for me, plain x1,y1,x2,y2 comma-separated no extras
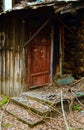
0,13,26,96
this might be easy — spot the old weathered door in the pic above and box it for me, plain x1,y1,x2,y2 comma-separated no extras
27,29,51,88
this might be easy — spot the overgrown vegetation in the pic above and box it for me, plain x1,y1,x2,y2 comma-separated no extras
72,104,82,111
0,96,10,107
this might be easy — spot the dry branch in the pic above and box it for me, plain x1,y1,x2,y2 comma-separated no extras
61,90,69,130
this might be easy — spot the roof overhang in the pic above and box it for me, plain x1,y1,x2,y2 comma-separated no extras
0,0,83,16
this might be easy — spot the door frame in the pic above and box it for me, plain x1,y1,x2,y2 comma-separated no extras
26,21,55,88
50,25,54,83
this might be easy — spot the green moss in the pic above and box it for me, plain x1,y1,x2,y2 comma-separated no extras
0,96,10,107
72,104,82,111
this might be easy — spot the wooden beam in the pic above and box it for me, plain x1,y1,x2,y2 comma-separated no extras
56,16,73,33
12,14,15,96
23,18,51,48
21,20,25,93
50,25,54,82
59,26,62,75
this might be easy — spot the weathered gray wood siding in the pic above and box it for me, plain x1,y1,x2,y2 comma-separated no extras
0,7,54,96
0,13,26,96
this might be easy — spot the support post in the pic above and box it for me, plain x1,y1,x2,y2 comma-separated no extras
59,26,62,75
21,20,25,93
50,25,54,82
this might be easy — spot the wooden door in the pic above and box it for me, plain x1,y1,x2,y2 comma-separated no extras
27,30,51,88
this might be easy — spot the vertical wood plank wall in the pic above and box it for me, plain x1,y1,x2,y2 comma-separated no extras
0,13,26,96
